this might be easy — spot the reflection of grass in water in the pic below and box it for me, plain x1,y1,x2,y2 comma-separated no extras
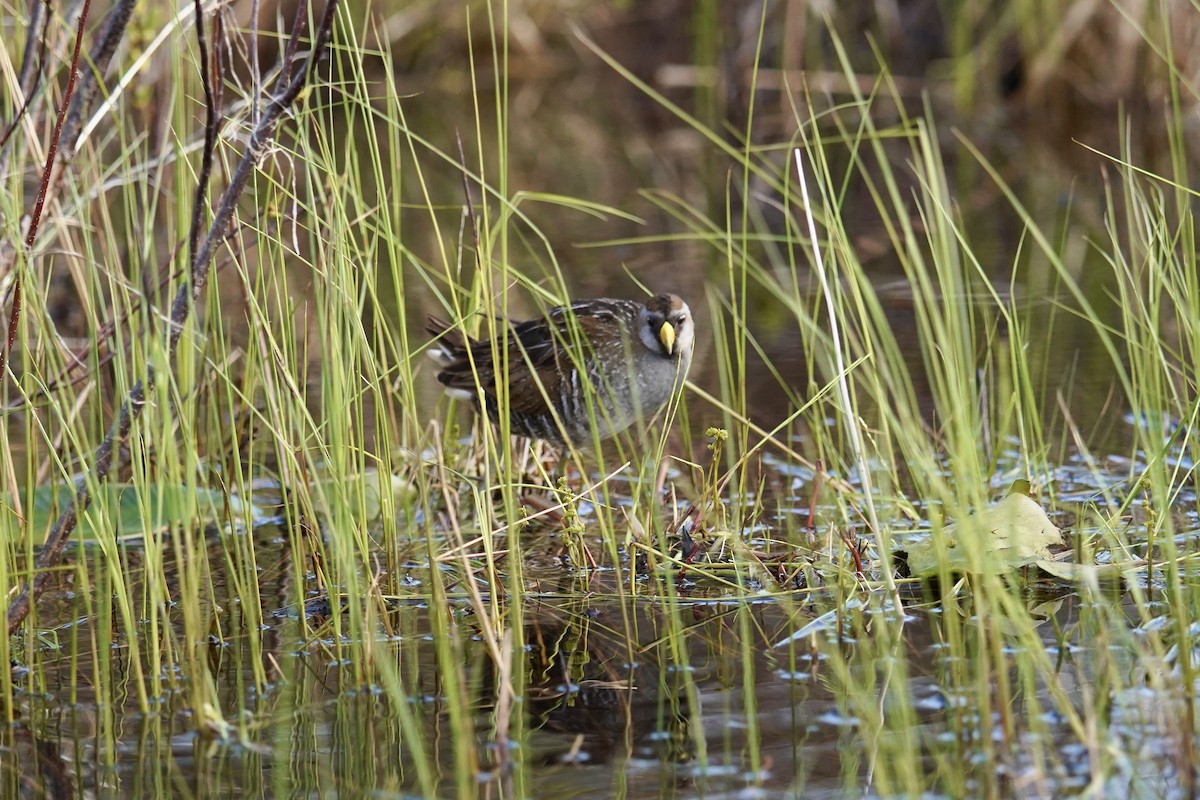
3,1,1200,797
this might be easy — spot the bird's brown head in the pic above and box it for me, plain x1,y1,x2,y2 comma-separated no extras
640,293,694,362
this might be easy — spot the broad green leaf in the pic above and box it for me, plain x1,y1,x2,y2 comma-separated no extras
905,492,1064,577
1,484,265,544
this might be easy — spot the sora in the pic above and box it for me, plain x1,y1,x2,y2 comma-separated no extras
427,293,694,447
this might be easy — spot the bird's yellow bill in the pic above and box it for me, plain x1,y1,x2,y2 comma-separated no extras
659,321,676,355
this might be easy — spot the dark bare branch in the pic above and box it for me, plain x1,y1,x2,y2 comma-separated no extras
0,0,51,161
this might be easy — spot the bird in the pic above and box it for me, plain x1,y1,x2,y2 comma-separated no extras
426,293,694,447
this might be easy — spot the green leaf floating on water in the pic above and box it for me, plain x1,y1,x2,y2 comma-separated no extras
905,491,1064,577
1,470,412,545
1,484,266,544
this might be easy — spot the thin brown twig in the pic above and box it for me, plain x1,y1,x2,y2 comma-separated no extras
0,0,51,159
455,129,481,258
807,458,824,536
187,0,221,268
276,0,310,91
59,0,138,159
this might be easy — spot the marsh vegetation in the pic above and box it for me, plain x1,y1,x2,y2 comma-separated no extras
2,1,1199,797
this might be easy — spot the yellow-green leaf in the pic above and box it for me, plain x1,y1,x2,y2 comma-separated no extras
905,492,1063,577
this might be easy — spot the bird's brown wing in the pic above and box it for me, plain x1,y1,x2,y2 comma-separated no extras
489,307,620,416
427,314,566,412
496,312,580,418
427,316,486,393
430,306,616,420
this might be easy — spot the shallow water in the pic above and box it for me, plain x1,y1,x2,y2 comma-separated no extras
8,435,1200,798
